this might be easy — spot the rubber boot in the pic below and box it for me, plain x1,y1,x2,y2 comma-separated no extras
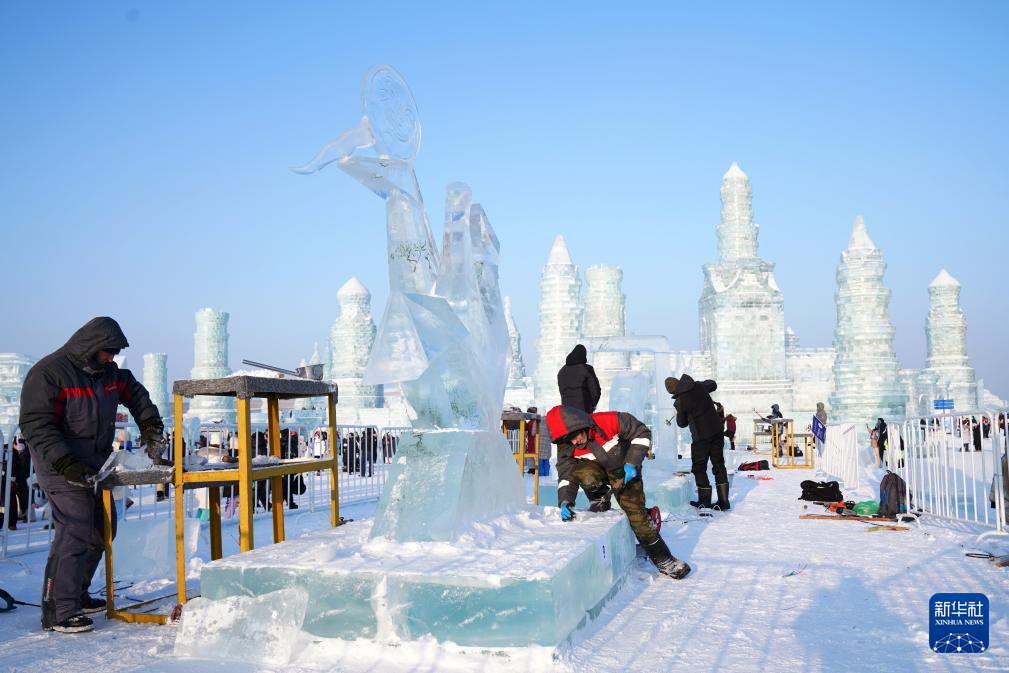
712,482,731,511
689,486,712,509
643,537,691,579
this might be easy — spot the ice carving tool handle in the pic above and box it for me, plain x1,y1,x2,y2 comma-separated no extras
241,359,300,377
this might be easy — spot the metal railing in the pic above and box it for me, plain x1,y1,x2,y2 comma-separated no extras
820,423,861,489
890,412,1007,533
1,424,412,559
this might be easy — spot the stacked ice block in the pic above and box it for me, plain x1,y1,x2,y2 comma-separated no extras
199,508,637,647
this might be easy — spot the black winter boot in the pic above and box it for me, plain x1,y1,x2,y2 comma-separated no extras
643,538,691,579
44,614,94,633
585,484,612,513
712,482,731,511
689,487,712,509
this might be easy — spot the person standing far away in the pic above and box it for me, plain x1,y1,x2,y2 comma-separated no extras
19,317,165,634
557,344,601,413
546,404,691,579
717,403,736,451
667,375,731,511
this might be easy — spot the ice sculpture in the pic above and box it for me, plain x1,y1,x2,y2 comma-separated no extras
503,296,535,410
0,353,35,431
533,235,582,409
584,265,630,410
925,269,977,410
329,277,383,409
828,216,905,423
185,308,236,424
294,65,522,542
698,162,792,416
142,353,169,420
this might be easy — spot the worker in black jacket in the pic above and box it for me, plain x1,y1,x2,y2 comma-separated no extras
666,374,730,511
19,317,164,633
557,344,601,413
546,404,691,579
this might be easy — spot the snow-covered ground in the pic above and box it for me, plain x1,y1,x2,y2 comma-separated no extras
1,468,1007,672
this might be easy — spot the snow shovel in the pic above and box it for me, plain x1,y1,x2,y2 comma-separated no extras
242,359,325,380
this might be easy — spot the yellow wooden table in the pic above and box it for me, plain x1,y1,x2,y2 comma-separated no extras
501,410,542,505
171,375,340,605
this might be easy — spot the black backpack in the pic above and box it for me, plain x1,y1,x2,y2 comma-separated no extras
799,480,844,502
878,471,908,517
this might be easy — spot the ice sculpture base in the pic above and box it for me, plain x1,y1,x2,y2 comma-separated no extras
199,508,636,647
370,428,526,542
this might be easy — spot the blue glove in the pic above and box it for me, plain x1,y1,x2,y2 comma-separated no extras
623,463,639,483
560,501,575,522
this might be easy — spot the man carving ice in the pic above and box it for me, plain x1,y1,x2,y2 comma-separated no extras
19,317,165,633
546,405,691,579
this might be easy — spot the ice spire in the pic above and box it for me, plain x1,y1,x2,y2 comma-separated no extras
828,216,905,423
583,265,630,410
717,162,759,261
186,308,236,423
330,277,383,409
533,235,582,409
504,296,527,383
925,268,976,408
143,353,169,420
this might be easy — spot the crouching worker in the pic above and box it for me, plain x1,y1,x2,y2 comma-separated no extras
546,405,691,580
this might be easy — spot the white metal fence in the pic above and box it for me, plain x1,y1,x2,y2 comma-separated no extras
0,424,412,559
820,423,861,489
888,412,1007,533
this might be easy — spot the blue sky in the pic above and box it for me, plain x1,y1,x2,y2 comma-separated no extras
2,1,1007,399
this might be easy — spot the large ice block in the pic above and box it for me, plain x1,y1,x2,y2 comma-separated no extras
370,429,525,542
100,517,200,582
199,508,636,647
174,587,309,666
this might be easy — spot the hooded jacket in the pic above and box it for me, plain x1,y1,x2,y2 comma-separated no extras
19,317,162,472
672,374,722,443
557,345,601,413
546,405,651,506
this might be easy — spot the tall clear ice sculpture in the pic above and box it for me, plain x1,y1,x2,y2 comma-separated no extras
925,269,977,409
295,66,522,541
828,216,905,423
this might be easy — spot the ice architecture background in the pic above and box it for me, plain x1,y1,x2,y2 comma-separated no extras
328,277,384,410
532,235,583,410
583,264,630,411
828,216,906,423
925,269,978,409
142,352,169,421
185,307,236,424
0,353,34,431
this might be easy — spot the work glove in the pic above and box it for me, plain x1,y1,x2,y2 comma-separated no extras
623,463,639,484
53,455,97,488
560,501,576,522
140,418,169,464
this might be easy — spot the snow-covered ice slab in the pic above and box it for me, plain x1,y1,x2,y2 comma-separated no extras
199,508,636,647
174,587,309,666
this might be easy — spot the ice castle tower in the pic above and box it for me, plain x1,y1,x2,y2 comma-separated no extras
142,353,169,420
329,277,383,410
185,308,236,424
533,235,582,409
698,162,792,414
925,269,977,410
828,216,905,423
584,264,630,410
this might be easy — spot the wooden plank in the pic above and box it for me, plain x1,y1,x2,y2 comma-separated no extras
328,393,339,528
102,489,116,618
173,393,188,604
267,396,285,543
208,486,222,560
236,397,254,552
799,514,893,522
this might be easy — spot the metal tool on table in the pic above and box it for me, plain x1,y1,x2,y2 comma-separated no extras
242,359,325,381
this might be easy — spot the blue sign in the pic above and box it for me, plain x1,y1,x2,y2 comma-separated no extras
933,399,955,411
811,416,826,443
930,593,988,653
